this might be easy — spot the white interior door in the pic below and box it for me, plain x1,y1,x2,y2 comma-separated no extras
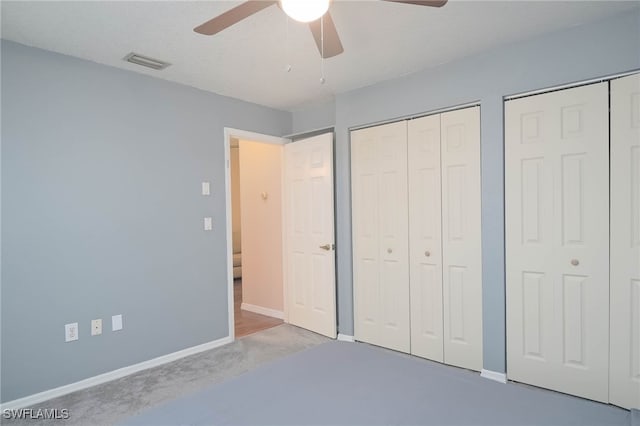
610,73,640,409
352,121,410,353
505,83,609,402
408,114,444,362
284,133,336,338
440,107,483,371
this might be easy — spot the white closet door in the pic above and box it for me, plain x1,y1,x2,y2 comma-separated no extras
440,107,483,371
408,114,444,362
352,121,410,353
505,83,609,402
284,133,336,338
610,73,640,409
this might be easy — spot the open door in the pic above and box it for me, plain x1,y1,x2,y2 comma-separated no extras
284,133,337,338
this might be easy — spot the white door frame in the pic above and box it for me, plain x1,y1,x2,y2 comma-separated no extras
223,128,290,341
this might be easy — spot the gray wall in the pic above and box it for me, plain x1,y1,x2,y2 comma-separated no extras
1,40,291,402
291,100,336,135
324,10,640,373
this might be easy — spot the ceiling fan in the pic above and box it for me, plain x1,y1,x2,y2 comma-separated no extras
194,0,447,59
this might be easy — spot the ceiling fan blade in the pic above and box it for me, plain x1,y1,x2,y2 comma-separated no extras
309,12,344,59
194,1,278,35
381,0,447,7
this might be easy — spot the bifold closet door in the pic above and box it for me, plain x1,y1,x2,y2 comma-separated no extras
610,73,640,410
505,83,609,403
408,114,444,362
352,121,410,353
408,108,483,369
439,107,483,371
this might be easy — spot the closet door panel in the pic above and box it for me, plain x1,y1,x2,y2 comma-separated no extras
408,115,444,362
352,129,380,346
506,83,609,403
610,73,640,409
352,121,410,353
440,106,483,371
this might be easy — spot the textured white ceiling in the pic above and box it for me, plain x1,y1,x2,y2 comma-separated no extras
2,1,638,111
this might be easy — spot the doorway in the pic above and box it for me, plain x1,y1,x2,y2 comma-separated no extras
228,134,286,338
224,128,338,341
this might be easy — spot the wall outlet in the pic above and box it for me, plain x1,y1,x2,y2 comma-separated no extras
91,319,102,336
204,217,212,231
65,323,78,342
112,314,123,331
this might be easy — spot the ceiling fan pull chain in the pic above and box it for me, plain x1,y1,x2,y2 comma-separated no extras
286,16,292,73
320,15,326,85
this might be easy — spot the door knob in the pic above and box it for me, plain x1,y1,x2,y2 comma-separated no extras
319,244,334,251
571,259,579,266
425,250,431,257
387,248,393,254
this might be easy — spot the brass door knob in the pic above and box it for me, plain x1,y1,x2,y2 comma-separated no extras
319,244,331,251
571,259,579,266
387,248,393,254
425,251,431,257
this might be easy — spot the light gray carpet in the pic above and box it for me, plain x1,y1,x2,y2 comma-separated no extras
2,325,328,426
123,340,631,426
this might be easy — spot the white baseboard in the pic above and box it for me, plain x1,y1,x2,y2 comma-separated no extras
480,369,508,384
337,333,355,342
0,335,233,411
241,303,284,319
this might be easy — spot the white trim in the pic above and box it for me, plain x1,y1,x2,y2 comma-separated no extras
0,336,232,411
225,127,288,146
504,69,639,100
480,369,508,384
240,303,285,320
223,128,290,340
337,334,355,342
224,128,236,342
348,101,480,132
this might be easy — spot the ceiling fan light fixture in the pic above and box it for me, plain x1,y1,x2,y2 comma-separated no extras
280,0,330,23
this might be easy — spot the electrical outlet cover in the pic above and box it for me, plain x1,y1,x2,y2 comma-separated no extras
65,323,79,342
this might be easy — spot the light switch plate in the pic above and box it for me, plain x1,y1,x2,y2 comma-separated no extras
112,314,123,332
204,217,212,231
201,182,210,196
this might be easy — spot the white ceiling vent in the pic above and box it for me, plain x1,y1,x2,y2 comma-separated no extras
123,53,171,70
